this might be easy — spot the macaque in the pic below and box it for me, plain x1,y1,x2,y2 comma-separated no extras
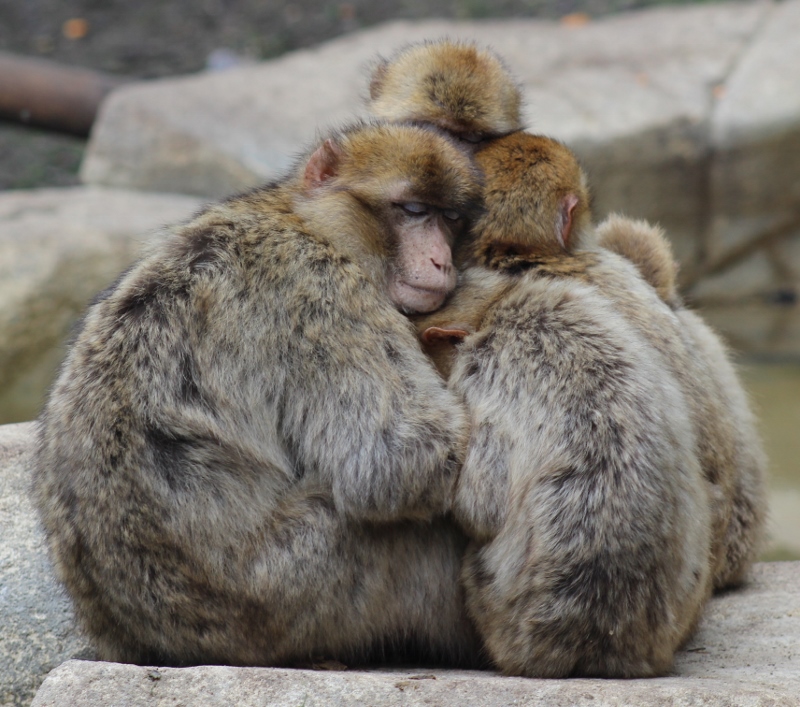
368,37,767,593
368,40,523,145
417,132,713,678
596,215,768,589
32,121,486,668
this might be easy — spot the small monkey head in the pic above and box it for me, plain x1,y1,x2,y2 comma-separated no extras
596,214,680,307
368,40,523,145
300,122,482,313
466,132,593,268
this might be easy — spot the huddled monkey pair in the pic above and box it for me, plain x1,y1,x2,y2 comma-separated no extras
32,40,767,678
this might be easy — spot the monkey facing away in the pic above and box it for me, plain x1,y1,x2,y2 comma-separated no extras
368,37,767,593
596,215,768,590
32,121,486,668
417,132,714,678
368,40,523,145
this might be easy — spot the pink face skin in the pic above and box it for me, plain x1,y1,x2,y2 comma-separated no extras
301,140,465,314
388,203,460,313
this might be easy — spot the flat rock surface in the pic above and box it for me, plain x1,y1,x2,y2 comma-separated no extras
29,562,800,706
0,422,93,707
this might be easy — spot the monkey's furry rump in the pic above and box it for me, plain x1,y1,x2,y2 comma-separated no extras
597,215,767,590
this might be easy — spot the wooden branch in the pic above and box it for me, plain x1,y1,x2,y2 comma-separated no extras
0,52,128,136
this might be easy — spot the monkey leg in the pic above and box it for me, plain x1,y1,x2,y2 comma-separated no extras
68,494,481,669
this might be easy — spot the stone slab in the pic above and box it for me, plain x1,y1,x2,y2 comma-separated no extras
28,562,800,706
0,422,93,707
0,187,202,423
80,2,769,266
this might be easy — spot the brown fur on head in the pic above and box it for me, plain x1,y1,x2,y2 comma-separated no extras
596,214,680,307
369,40,523,141
297,121,483,313
302,121,482,217
297,122,484,255
465,132,593,269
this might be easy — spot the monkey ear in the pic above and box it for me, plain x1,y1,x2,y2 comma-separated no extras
369,60,389,100
557,193,580,250
421,325,473,345
304,139,343,190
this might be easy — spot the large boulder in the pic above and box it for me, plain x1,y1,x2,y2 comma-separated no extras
76,1,800,357
28,563,800,706
79,1,770,268
0,187,202,424
693,0,800,301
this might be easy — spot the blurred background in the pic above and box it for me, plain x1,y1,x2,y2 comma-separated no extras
0,0,710,190
0,0,798,561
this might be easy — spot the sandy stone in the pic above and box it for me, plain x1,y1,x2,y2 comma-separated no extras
80,2,768,267
709,0,800,260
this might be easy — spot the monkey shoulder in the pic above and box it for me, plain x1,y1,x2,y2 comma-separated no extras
451,271,688,429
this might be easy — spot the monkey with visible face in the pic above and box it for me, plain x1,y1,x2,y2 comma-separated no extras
32,121,486,668
417,132,713,678
369,40,523,146
596,215,768,590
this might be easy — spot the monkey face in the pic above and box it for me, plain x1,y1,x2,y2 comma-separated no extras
386,200,465,313
301,122,481,314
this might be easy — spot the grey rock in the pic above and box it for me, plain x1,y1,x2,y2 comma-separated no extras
697,0,800,297
513,1,767,266
0,187,202,424
0,422,93,707
28,562,800,706
80,2,768,268
708,0,800,262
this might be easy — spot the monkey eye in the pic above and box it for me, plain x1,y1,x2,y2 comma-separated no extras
459,132,483,144
442,209,461,221
399,202,430,216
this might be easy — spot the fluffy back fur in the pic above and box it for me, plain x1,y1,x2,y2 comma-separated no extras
369,40,522,138
31,122,484,668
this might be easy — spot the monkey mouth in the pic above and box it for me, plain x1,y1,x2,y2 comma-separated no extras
390,280,450,313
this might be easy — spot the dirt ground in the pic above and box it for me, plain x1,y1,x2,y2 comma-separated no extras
0,0,701,190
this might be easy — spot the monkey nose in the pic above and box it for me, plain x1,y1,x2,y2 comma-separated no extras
431,257,452,274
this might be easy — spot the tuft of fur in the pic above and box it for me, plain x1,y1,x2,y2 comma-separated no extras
368,40,522,140
596,214,680,307
31,121,484,668
596,214,768,589
417,133,714,678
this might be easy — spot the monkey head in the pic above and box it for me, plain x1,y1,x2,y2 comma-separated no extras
368,40,523,145
465,132,593,269
297,122,482,313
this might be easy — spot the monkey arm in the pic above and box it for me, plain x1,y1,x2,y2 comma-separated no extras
240,231,469,524
446,329,515,542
